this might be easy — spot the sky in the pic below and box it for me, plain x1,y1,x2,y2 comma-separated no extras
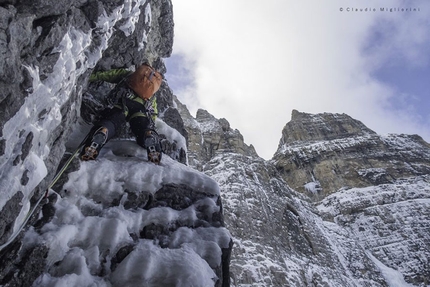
164,0,430,160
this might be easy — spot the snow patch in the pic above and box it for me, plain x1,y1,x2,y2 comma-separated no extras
304,180,322,194
111,240,217,286
118,0,148,36
366,251,415,287
140,1,152,51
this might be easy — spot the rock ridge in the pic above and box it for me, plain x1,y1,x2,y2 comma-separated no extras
193,109,430,286
174,100,258,170
273,110,430,198
284,109,377,145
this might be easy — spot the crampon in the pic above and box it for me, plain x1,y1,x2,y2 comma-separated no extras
147,145,161,165
81,127,108,161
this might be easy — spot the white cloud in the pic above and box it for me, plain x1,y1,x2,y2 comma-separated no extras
166,0,430,159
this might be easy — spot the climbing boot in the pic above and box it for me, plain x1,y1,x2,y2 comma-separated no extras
144,130,162,165
81,127,108,161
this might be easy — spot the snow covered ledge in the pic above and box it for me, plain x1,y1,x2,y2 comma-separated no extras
22,142,233,286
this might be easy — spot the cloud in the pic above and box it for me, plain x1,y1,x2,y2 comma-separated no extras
164,54,201,110
165,0,430,159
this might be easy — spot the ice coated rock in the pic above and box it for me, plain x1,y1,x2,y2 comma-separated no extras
0,142,232,286
0,1,232,286
181,109,430,286
0,0,175,244
1,0,430,285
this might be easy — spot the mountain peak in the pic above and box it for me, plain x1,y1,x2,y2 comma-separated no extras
284,110,376,145
179,108,258,170
274,110,430,199
1,0,430,285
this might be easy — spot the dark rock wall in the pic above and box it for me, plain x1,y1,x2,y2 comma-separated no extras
0,0,175,247
0,1,235,286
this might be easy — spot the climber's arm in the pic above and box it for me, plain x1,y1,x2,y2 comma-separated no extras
89,68,132,83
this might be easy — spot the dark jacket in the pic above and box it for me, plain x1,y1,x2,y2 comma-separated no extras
89,68,158,122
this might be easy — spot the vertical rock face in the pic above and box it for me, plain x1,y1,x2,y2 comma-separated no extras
267,110,430,286
181,108,430,286
0,0,174,244
316,175,430,286
283,109,377,142
0,1,232,286
273,110,430,199
202,153,394,287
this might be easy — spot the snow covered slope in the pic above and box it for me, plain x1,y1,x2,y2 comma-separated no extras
317,175,430,285
1,139,232,286
201,152,388,286
182,109,430,286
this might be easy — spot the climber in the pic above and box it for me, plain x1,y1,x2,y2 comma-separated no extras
80,63,164,164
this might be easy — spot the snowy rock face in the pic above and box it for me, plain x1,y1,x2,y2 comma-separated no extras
0,0,232,286
273,110,430,199
174,101,258,170
0,0,173,243
1,0,430,285
317,175,430,286
181,109,430,286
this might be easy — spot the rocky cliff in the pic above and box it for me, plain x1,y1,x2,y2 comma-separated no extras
0,1,231,286
173,98,258,171
273,110,430,199
180,108,430,286
1,0,430,286
0,0,174,245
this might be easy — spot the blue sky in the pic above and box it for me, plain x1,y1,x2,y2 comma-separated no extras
364,18,430,126
164,0,430,159
374,64,430,122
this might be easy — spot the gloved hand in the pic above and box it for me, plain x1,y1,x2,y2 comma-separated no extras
106,95,119,108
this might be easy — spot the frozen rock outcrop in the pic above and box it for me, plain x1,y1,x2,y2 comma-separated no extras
273,110,430,198
0,0,233,286
183,109,430,286
0,142,232,286
0,0,174,244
